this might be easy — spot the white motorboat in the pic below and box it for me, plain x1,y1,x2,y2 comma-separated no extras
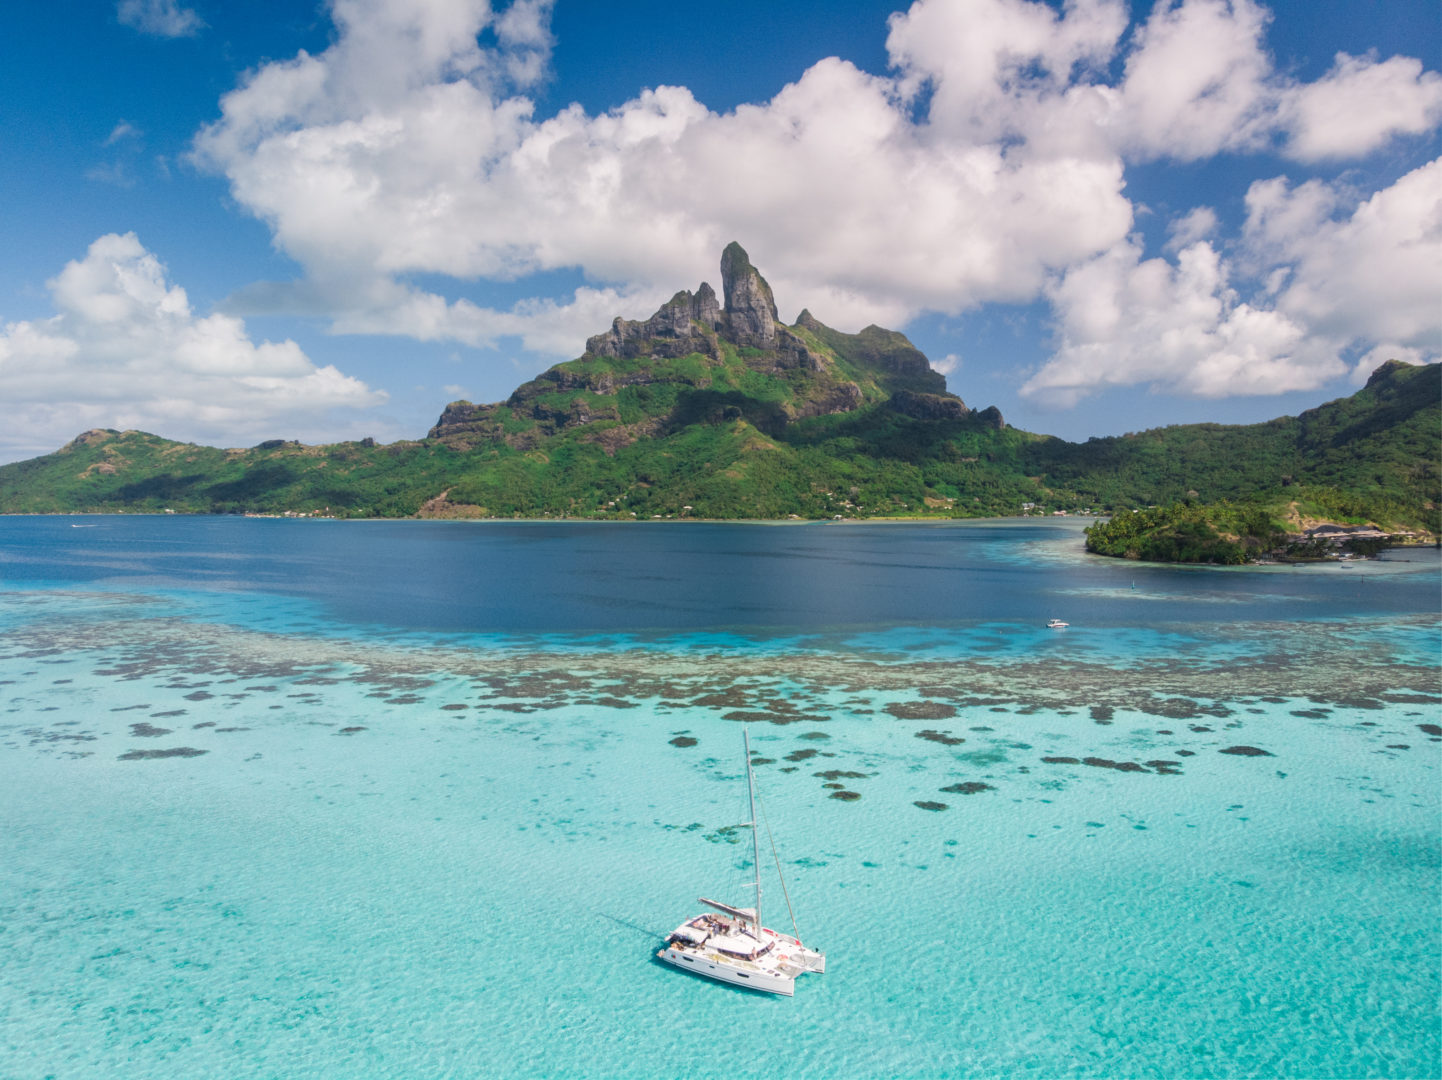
1047,618,1069,629
657,730,826,996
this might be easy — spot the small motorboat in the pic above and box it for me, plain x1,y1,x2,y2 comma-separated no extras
1046,618,1069,629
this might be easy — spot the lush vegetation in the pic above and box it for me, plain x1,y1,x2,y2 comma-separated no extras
1,320,1437,553
1085,500,1294,564
1030,360,1440,530
1085,481,1435,564
0,432,475,518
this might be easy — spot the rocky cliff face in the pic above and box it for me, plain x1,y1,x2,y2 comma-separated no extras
429,242,995,449
720,241,778,348
975,405,1006,430
889,389,969,421
584,243,824,372
585,284,722,361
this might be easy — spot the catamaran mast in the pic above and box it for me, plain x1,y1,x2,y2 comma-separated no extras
744,727,762,934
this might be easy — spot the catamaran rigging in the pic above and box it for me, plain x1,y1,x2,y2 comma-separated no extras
656,729,826,996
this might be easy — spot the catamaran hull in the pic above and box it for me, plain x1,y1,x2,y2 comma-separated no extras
657,947,795,996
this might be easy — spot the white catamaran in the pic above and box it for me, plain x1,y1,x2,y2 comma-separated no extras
657,729,826,996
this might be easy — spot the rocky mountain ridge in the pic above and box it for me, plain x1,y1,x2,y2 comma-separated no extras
428,243,986,452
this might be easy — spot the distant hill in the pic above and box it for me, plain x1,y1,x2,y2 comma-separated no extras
1,244,1437,537
1029,359,1440,518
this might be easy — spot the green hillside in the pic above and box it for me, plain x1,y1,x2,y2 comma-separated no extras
1,245,1437,542
1026,359,1439,524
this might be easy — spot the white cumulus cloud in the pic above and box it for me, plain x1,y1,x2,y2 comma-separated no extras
193,0,1140,344
1111,0,1277,160
0,234,386,460
189,0,1442,405
1023,158,1442,403
1281,53,1442,162
1166,206,1219,251
1243,158,1442,348
1024,237,1344,406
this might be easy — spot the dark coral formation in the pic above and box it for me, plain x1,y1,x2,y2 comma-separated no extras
886,701,958,720
118,747,208,760
1042,756,1152,773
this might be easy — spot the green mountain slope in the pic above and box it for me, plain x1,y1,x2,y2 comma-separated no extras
1,245,1437,532
1024,359,1440,521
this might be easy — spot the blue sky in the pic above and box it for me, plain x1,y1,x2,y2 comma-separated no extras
1,0,1438,462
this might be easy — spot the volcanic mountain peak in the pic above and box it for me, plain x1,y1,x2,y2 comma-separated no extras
430,243,976,450
583,242,827,373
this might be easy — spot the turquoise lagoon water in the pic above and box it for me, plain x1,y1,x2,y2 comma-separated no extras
0,516,1438,1079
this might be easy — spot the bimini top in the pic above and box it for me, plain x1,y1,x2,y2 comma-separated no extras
670,923,709,946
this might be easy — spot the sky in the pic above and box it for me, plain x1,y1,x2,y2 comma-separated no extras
0,0,1438,463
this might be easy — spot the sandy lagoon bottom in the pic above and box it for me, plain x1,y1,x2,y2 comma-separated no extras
1,590,1439,1080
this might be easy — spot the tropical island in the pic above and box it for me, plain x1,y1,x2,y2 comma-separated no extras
0,244,1436,563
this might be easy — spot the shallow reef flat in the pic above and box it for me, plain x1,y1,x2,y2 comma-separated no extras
3,602,1439,812
3,601,1437,734
1,585,1438,1080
